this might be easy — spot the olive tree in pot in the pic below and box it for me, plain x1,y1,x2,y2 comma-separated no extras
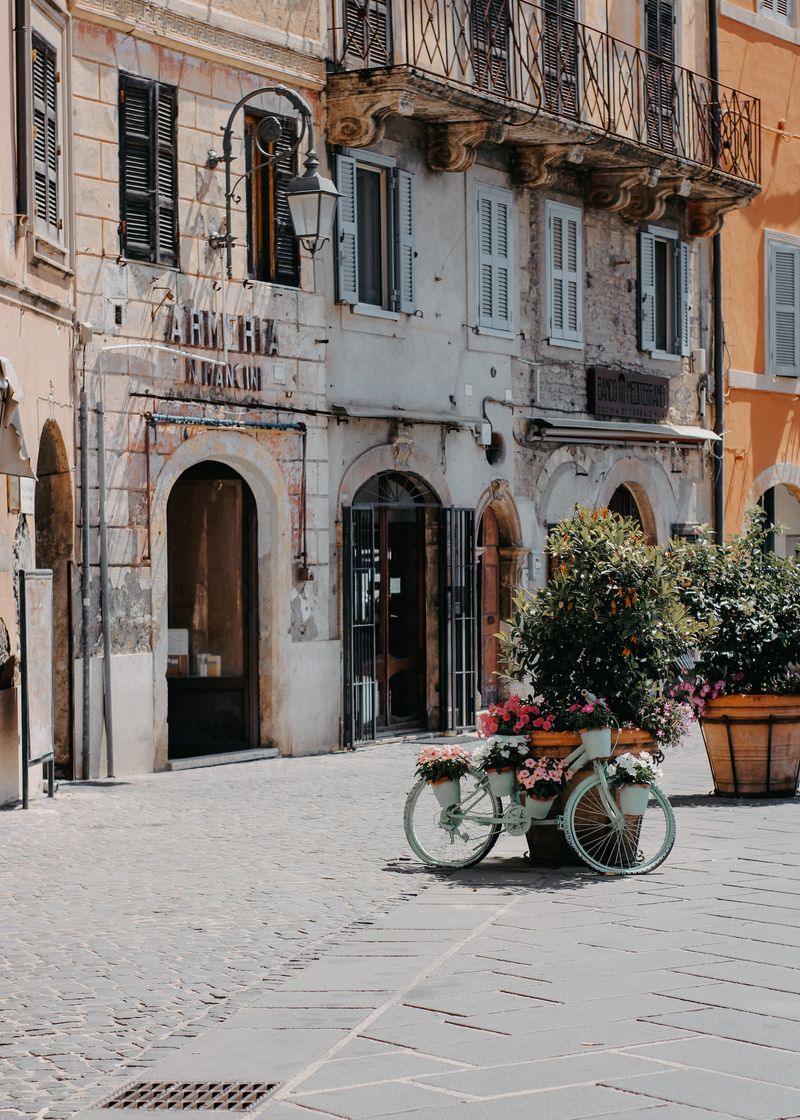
670,510,800,797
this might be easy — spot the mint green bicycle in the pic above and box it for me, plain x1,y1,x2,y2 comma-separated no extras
403,740,676,875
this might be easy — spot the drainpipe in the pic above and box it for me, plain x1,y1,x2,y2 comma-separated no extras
79,389,91,778
13,0,30,223
96,400,115,777
709,0,724,544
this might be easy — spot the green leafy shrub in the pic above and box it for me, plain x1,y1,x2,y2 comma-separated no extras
669,509,800,694
499,507,699,726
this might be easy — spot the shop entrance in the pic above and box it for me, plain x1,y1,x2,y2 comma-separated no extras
166,462,258,758
343,472,477,744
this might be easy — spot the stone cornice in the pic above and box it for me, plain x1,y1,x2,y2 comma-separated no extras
70,0,326,88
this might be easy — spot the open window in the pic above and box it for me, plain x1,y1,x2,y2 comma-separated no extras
638,227,690,359
244,112,300,287
336,151,416,314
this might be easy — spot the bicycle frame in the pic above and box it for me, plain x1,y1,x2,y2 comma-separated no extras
446,743,625,834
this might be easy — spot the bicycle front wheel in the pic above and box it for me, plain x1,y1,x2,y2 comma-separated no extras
562,775,675,875
403,770,502,869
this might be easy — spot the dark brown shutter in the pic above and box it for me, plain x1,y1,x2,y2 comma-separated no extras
644,0,676,152
271,115,300,287
470,0,509,96
343,0,390,66
119,74,178,265
32,34,59,236
542,0,578,118
155,84,178,267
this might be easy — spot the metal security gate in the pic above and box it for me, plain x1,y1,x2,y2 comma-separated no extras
439,508,477,732
343,506,377,746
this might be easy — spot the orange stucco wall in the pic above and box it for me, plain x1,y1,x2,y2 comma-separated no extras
719,1,800,532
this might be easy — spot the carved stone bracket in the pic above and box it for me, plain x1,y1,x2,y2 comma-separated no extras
586,167,659,213
327,90,416,148
686,195,751,239
622,176,691,223
512,144,584,188
427,121,507,173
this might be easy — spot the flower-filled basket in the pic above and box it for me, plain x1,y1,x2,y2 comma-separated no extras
415,745,472,809
516,756,571,820
567,697,617,759
607,751,663,816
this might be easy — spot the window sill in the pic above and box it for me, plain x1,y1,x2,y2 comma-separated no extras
720,0,799,43
120,256,180,274
547,336,583,351
350,303,400,322
473,325,515,340
29,232,72,277
646,350,681,363
729,368,800,394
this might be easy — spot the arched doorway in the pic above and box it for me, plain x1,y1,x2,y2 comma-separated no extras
760,484,800,557
34,421,73,777
166,462,258,758
347,472,438,738
478,507,500,706
607,484,656,543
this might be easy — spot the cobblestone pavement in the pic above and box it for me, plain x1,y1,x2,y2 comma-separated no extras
8,730,800,1120
1,742,428,1118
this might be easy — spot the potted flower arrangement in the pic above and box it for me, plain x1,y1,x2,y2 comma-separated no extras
414,745,473,808
566,696,616,759
472,739,526,798
607,751,663,816
516,756,571,820
670,510,800,796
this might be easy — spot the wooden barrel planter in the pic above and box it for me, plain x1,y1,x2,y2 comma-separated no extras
523,729,657,866
700,694,800,797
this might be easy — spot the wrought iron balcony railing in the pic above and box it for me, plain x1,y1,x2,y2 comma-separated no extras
331,0,760,185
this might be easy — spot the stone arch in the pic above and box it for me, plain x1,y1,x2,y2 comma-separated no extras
475,482,526,706
596,457,677,545
748,462,800,513
338,442,452,509
149,429,293,769
34,421,74,776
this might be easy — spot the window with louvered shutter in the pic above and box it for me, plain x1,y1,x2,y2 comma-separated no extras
343,0,391,65
768,240,800,377
760,0,792,22
470,0,509,96
31,34,59,238
546,200,582,345
476,185,513,334
542,0,578,118
245,113,300,286
638,226,688,357
644,0,676,152
119,73,178,267
393,168,416,313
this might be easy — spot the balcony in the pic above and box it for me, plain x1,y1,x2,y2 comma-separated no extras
327,0,760,235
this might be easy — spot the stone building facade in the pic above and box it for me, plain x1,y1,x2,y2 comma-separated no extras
1,0,75,804
69,0,339,772
324,0,760,743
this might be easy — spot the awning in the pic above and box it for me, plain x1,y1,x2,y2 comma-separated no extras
525,417,720,447
0,358,35,479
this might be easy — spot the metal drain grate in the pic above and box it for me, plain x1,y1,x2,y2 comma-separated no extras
102,1081,278,1111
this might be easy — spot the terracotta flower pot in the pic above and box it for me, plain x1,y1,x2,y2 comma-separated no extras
700,694,800,797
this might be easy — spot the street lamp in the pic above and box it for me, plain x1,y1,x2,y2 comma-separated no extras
207,85,339,278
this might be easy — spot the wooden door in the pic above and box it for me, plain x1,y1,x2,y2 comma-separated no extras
479,507,500,706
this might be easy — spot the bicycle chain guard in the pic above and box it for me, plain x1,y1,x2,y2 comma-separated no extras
502,802,528,837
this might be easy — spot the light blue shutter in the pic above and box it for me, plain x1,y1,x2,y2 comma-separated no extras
770,242,800,376
336,153,359,305
639,230,657,353
678,240,691,357
547,202,582,344
761,0,791,19
476,186,513,332
393,168,416,314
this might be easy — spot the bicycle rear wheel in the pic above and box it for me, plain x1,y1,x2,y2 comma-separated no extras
562,775,675,875
404,769,502,869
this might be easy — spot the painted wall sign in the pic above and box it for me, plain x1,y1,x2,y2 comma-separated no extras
587,367,669,421
165,305,279,390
